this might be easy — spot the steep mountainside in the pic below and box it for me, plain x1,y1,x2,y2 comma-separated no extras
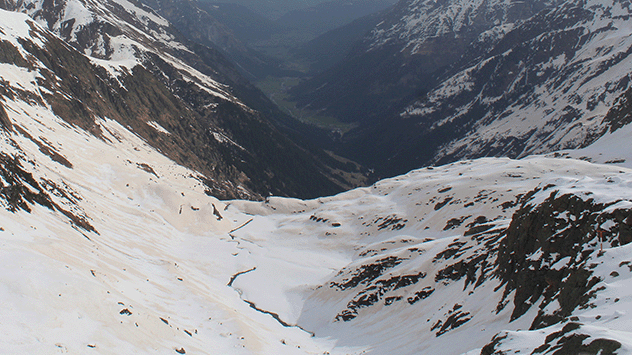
0,0,358,199
207,0,328,20
137,0,286,79
291,0,632,181
400,0,632,167
290,0,554,125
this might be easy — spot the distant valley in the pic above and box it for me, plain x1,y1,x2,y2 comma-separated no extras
147,0,632,185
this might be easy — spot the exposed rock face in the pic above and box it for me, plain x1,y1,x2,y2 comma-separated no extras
498,188,632,324
483,188,632,354
603,84,632,132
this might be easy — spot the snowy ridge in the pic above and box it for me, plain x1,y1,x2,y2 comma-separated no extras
0,10,47,49
3,0,239,103
367,0,550,53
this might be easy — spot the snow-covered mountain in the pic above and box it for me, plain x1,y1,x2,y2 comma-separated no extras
0,0,358,199
290,0,632,180
402,0,632,165
290,0,553,124
2,1,632,354
366,0,555,53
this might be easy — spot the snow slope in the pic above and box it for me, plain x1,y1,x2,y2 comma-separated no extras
11,0,236,100
229,156,632,354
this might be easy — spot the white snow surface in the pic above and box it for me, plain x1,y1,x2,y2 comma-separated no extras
146,121,171,135
0,10,47,48
557,122,632,169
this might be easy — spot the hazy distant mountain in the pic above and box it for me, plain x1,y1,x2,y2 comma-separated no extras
293,10,385,73
191,0,398,73
137,0,288,79
205,0,345,19
275,0,397,39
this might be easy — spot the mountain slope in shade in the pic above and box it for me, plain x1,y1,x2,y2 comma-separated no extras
365,0,556,53
402,0,632,166
290,0,632,182
289,0,554,126
274,0,398,40
0,0,358,200
293,9,385,73
136,0,286,80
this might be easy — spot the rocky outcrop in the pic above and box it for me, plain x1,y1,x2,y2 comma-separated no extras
497,188,632,327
